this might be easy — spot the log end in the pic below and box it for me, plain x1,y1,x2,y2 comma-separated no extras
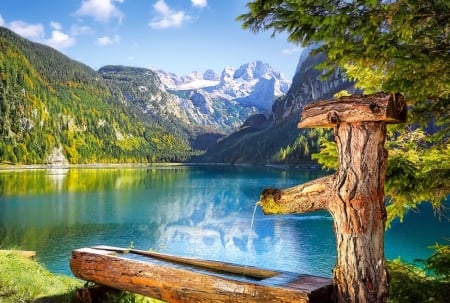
298,93,408,128
260,187,285,215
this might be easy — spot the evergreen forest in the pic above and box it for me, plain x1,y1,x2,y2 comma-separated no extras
0,27,194,164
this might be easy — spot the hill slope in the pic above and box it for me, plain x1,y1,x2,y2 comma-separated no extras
0,27,192,164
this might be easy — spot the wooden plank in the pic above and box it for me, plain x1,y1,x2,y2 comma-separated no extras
298,93,407,128
92,245,278,280
0,249,36,259
70,246,332,303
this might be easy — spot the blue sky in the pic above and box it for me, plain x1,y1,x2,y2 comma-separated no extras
0,0,302,80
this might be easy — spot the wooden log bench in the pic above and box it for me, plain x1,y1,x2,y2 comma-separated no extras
70,245,332,303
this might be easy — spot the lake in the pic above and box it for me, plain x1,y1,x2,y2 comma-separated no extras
0,165,448,278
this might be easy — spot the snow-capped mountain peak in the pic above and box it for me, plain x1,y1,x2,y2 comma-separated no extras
155,61,291,111
233,60,279,81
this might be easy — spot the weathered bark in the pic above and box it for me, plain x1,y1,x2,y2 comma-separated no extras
260,123,389,303
259,94,405,303
70,246,333,303
298,93,406,128
329,122,388,303
260,175,333,214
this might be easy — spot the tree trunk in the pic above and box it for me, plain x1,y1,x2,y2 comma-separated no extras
328,122,388,303
259,94,406,303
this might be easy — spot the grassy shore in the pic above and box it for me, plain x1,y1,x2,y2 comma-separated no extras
0,251,81,302
0,251,163,303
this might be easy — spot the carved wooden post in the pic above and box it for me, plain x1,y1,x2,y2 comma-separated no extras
260,93,407,303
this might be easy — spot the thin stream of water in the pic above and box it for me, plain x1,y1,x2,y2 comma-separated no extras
243,202,261,276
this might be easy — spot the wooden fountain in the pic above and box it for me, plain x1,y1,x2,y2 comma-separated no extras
70,93,406,303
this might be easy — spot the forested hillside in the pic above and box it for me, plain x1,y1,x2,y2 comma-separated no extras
98,65,197,140
0,27,193,164
0,26,355,166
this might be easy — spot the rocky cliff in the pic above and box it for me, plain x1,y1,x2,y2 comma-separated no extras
269,52,354,124
196,50,355,164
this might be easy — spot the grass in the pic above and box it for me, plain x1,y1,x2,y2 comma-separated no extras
0,251,163,303
0,250,81,302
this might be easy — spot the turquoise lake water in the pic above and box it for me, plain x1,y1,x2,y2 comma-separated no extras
0,165,448,277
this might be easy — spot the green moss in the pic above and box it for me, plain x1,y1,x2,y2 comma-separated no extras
260,191,285,214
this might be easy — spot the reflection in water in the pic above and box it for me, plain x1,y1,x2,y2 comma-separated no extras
0,166,448,278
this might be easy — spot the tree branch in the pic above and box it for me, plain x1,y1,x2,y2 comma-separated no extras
259,175,334,214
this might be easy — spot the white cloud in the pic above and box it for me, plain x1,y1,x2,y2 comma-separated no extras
74,0,124,23
47,30,76,49
50,21,62,31
5,19,75,51
96,34,120,46
191,0,207,8
70,24,92,36
0,14,5,27
149,0,191,29
8,21,45,40
281,47,301,55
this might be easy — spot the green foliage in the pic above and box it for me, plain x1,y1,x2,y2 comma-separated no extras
118,292,164,303
239,0,450,104
387,243,450,303
239,0,449,221
385,128,450,226
424,244,450,279
311,140,338,170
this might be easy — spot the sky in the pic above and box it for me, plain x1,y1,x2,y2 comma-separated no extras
0,0,303,80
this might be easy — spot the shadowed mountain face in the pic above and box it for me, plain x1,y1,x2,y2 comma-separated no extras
269,52,354,124
196,52,356,164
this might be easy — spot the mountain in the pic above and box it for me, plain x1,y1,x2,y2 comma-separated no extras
1,23,356,167
156,61,290,111
0,27,193,165
154,61,291,133
196,50,356,164
97,61,290,139
0,26,293,165
269,51,354,124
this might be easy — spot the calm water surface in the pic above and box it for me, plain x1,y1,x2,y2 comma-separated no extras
0,165,448,277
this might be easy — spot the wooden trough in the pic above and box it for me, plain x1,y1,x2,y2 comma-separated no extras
70,245,332,303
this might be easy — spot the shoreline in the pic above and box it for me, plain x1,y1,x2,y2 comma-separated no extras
0,161,322,172
0,162,188,171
